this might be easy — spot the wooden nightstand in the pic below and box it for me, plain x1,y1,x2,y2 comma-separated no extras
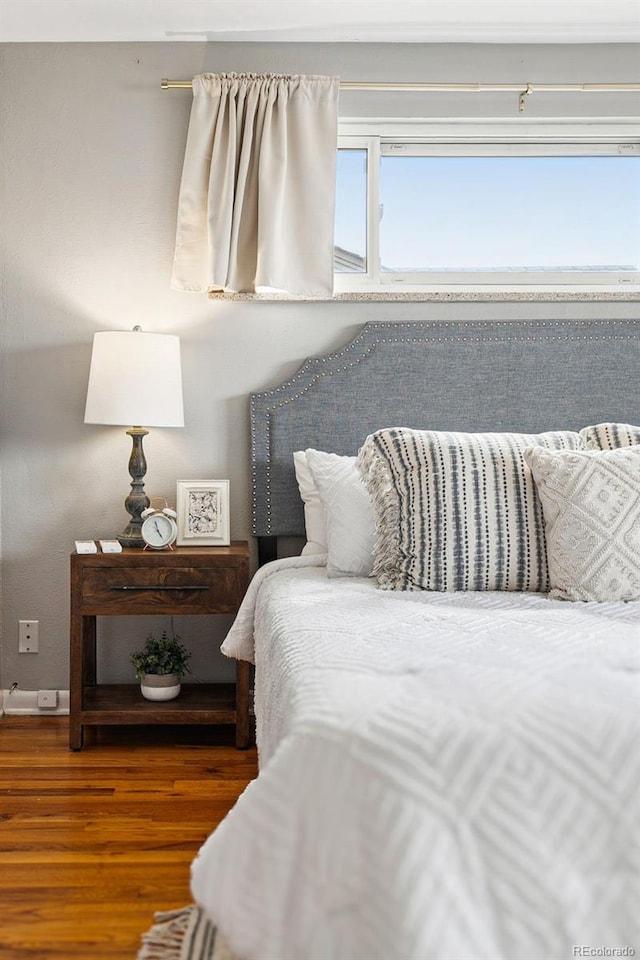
69,543,250,750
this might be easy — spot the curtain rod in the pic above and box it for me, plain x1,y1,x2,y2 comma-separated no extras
161,78,640,92
161,78,640,112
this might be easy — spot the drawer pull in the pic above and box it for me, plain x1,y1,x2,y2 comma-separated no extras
110,585,209,592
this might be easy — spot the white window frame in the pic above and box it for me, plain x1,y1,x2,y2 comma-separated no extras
334,118,640,293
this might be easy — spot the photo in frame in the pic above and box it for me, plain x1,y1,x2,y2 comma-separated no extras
176,480,230,546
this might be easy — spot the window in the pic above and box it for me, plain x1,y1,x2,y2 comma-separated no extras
334,121,640,290
334,148,367,274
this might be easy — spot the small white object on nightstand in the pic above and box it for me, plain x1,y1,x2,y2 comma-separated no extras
75,540,97,554
100,540,123,553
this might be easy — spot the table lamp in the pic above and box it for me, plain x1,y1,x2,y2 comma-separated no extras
84,326,184,547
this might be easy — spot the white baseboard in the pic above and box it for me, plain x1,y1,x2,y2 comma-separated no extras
1,689,70,716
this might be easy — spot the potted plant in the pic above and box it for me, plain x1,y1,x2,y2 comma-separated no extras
129,631,191,701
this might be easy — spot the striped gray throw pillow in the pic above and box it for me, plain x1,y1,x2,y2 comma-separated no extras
357,428,584,593
580,422,640,450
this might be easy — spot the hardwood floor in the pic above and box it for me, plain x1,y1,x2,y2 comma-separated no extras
0,716,258,959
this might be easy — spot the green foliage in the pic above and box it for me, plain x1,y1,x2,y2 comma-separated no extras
129,631,191,680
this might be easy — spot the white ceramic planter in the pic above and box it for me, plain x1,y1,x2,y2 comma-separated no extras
140,673,181,701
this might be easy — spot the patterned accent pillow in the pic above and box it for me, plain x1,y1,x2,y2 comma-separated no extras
524,446,640,602
580,422,640,450
357,428,584,592
304,449,376,578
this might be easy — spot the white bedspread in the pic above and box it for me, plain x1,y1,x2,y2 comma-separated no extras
192,558,640,960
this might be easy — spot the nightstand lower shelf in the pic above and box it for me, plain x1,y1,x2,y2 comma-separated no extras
81,682,237,724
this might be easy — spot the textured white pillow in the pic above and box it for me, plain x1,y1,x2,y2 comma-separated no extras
304,448,376,578
580,422,640,450
524,445,640,602
293,450,326,555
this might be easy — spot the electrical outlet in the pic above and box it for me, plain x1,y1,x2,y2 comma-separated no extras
18,620,39,653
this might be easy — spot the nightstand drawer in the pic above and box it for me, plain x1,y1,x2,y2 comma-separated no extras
81,564,244,613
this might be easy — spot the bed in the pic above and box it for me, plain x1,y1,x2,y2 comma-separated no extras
191,319,640,960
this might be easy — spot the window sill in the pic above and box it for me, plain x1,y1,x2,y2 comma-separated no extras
208,287,639,302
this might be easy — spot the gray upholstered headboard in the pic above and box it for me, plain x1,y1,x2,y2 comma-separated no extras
250,318,639,546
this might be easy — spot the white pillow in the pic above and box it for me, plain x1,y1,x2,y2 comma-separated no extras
303,449,376,578
293,450,327,555
524,445,640,602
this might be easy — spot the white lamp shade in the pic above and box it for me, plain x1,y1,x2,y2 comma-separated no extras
84,330,185,428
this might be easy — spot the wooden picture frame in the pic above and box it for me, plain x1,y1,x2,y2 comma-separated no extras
176,480,230,547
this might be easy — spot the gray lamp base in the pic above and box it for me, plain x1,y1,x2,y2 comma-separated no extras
118,522,146,549
118,427,150,549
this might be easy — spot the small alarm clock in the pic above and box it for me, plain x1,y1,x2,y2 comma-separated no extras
140,498,178,550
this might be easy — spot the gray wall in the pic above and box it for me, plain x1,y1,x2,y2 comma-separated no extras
0,42,638,691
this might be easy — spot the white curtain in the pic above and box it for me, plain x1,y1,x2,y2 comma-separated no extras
171,72,340,297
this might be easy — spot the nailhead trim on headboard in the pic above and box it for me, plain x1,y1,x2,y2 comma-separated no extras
250,319,639,537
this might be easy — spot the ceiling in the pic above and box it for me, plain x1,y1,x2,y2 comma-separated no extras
2,0,639,44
